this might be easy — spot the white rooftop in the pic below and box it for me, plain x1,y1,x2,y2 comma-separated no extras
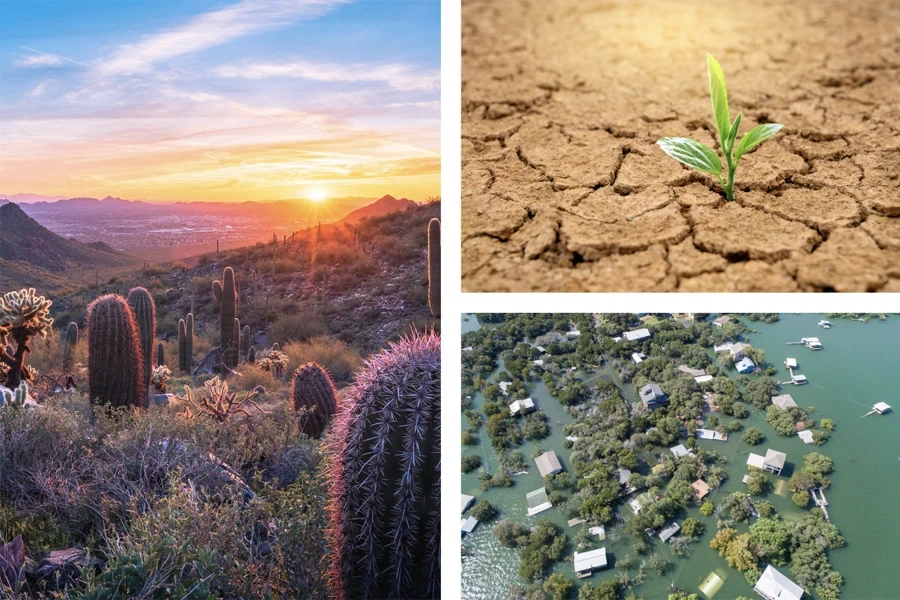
695,375,714,384
535,451,564,477
798,430,814,444
874,402,892,413
632,352,645,364
573,548,608,573
671,444,694,459
589,525,606,540
785,358,798,368
461,517,478,534
623,328,651,341
659,522,681,542
754,565,804,600
747,453,766,469
765,449,787,469
696,429,727,441
462,494,475,514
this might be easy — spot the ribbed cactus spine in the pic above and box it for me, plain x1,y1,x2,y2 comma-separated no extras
324,331,440,599
291,363,338,438
126,287,156,391
241,325,250,358
87,294,145,408
212,267,237,369
156,341,165,368
248,346,256,364
185,313,194,372
62,322,78,373
178,319,187,373
427,218,441,319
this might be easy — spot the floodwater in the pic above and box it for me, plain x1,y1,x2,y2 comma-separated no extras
460,314,900,600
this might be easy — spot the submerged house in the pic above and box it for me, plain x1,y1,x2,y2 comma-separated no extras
461,516,478,536
713,315,732,327
696,428,727,441
659,522,680,542
509,398,535,415
573,548,608,578
791,373,808,385
632,352,646,364
736,357,756,374
754,565,804,600
640,384,669,409
535,451,564,477
691,479,711,500
670,444,695,459
730,342,750,361
461,494,475,514
772,394,799,410
526,487,553,516
748,449,788,476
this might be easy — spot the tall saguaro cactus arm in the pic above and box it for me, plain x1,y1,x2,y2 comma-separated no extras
427,218,441,319
324,331,441,600
0,288,54,388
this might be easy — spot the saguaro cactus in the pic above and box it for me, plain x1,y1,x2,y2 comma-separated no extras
291,363,338,438
230,318,241,366
62,322,79,373
427,218,440,319
126,287,156,390
241,325,251,358
156,341,165,368
324,331,440,600
185,313,194,372
87,294,145,408
178,319,187,373
248,346,256,364
212,267,238,368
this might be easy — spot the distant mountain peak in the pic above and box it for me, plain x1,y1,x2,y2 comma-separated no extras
339,194,417,224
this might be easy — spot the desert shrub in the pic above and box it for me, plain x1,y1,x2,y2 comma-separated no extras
268,311,329,344
281,337,362,386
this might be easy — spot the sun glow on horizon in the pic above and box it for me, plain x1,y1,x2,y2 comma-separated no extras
307,186,329,203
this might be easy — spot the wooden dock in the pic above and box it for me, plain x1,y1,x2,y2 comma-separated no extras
811,488,830,521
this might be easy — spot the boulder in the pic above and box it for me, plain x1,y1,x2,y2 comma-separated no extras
150,393,175,406
26,547,102,591
192,347,239,377
0,535,25,589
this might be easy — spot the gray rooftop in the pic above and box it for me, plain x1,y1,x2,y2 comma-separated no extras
535,451,563,477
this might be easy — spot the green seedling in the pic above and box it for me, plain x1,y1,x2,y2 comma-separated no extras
657,54,783,200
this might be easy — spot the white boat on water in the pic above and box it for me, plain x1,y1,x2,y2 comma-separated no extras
818,320,831,328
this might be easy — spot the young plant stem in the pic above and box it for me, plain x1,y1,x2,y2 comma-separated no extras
721,143,736,200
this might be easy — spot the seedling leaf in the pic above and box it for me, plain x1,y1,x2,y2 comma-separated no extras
656,137,722,175
735,123,784,160
707,54,731,144
725,111,743,155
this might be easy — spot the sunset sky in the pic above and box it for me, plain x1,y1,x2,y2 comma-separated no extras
0,0,440,203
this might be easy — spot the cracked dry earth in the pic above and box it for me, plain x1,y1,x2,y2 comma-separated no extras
461,0,900,292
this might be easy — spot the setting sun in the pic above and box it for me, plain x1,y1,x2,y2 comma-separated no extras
307,187,328,202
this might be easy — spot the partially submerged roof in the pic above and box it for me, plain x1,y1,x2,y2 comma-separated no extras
461,516,478,534
695,374,714,384
659,522,680,542
573,548,608,572
535,451,563,477
670,444,693,459
874,402,892,413
772,394,799,409
714,315,732,325
678,365,706,377
526,488,553,516
509,398,535,415
692,479,710,499
462,494,475,514
714,342,735,353
696,429,727,441
735,357,756,372
747,453,766,470
755,565,804,600
617,468,632,485
798,430,814,444
765,449,787,469
589,525,606,540
640,383,667,405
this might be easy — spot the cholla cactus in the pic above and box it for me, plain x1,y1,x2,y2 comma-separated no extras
151,365,171,394
178,376,267,424
0,288,54,388
257,349,288,378
324,331,440,600
0,381,30,409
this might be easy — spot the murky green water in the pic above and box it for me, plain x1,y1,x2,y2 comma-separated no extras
461,314,900,600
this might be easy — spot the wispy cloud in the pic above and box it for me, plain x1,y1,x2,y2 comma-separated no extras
95,0,349,77
214,59,440,91
28,81,50,97
14,46,87,69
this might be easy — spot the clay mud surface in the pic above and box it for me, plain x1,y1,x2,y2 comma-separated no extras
461,0,900,292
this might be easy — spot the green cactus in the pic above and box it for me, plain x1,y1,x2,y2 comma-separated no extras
185,313,194,372
0,288,54,389
1,381,29,409
241,325,251,358
230,318,241,366
290,363,338,438
156,341,165,368
62,322,79,373
212,267,238,369
248,346,256,364
324,331,440,599
178,319,187,373
427,218,441,319
87,294,146,408
126,287,156,391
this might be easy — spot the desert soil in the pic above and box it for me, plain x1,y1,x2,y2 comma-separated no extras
461,0,900,292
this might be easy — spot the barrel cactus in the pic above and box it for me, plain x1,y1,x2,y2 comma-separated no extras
427,218,440,319
87,294,146,408
212,268,238,368
291,363,338,438
126,287,156,391
62,322,79,373
324,331,440,599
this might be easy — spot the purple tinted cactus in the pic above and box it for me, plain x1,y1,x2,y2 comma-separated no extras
290,362,338,438
126,287,156,391
87,294,145,408
324,331,440,600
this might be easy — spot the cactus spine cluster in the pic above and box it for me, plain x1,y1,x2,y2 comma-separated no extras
0,382,29,409
290,363,338,438
62,322,79,373
212,267,238,369
87,294,146,408
126,287,156,391
324,331,440,600
427,218,441,319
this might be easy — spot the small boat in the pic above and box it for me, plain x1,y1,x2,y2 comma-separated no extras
818,320,831,328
